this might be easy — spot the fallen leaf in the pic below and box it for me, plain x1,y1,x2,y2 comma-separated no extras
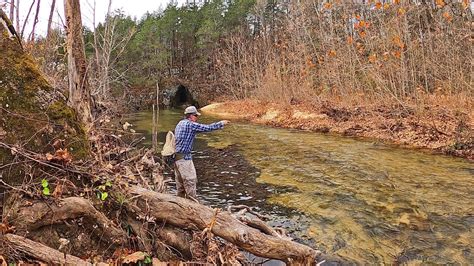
122,251,146,263
442,11,452,22
46,149,73,164
0,222,15,234
152,258,167,266
46,153,54,161
122,122,132,131
398,7,406,16
463,0,469,9
52,184,63,198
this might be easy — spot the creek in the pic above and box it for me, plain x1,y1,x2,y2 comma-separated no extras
127,109,474,264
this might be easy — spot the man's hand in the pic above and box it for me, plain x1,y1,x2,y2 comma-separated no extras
221,120,230,125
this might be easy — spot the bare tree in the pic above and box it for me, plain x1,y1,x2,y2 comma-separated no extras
9,0,14,23
47,0,56,38
21,0,35,39
64,0,93,128
29,0,41,41
15,0,19,32
91,0,136,100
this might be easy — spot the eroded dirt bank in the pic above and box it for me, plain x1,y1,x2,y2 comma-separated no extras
201,100,473,160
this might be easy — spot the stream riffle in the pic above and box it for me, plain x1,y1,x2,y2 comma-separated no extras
128,109,474,264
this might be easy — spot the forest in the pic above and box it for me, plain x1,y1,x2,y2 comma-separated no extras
0,0,473,265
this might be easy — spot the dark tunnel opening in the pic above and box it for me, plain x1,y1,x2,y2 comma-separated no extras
168,85,197,108
175,85,188,105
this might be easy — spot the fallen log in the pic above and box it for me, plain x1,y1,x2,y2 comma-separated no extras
2,234,107,266
125,186,320,264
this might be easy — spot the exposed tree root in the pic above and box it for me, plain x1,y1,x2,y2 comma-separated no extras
5,197,126,246
125,185,320,264
154,225,193,259
2,234,107,266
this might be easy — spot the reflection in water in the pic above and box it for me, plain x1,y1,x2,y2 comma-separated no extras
128,109,474,264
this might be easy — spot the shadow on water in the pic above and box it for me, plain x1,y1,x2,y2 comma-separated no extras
127,109,474,265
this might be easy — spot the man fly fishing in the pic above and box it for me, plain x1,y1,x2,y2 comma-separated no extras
174,106,229,200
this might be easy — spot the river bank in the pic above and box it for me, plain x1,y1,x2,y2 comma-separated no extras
201,100,473,160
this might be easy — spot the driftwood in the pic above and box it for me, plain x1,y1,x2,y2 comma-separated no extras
3,234,107,266
126,186,320,264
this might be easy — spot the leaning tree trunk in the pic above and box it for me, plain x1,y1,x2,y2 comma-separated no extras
64,0,93,128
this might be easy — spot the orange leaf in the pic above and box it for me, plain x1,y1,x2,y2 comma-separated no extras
398,8,406,16
328,50,337,57
347,36,354,44
324,2,332,9
394,0,400,4
443,12,452,22
375,2,382,9
392,36,405,49
435,0,445,7
368,54,377,63
462,0,469,9
383,3,390,10
359,30,367,38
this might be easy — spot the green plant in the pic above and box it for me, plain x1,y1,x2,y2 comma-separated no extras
96,180,113,201
41,179,50,196
144,255,152,264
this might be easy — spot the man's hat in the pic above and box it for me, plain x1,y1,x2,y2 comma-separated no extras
184,106,201,116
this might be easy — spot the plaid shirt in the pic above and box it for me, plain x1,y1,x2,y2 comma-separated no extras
175,119,224,160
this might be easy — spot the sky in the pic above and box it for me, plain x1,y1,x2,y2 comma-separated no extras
1,0,185,37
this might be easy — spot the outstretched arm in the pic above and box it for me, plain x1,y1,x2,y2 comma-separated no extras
191,120,229,132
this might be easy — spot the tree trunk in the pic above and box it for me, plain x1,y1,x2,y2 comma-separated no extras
15,0,19,32
9,0,14,23
29,0,41,41
47,0,56,38
64,0,93,128
20,0,35,39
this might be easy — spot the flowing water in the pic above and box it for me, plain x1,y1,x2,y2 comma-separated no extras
128,109,474,264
